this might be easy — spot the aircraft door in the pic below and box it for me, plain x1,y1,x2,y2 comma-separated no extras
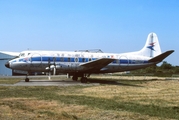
119,56,129,69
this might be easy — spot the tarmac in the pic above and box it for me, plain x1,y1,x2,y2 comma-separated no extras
0,79,100,86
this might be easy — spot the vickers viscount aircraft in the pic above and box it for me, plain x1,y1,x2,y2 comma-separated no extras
5,33,174,83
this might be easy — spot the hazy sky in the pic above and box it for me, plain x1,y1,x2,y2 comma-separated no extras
0,0,179,65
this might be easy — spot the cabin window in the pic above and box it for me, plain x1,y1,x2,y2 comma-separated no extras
89,58,91,61
82,58,85,62
75,58,78,62
60,57,64,62
53,57,56,62
68,58,70,62
115,59,119,64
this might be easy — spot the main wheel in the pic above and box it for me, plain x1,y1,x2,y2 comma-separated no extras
81,77,87,83
25,78,29,82
72,76,78,81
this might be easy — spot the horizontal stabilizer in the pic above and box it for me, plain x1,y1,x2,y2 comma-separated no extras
148,50,174,63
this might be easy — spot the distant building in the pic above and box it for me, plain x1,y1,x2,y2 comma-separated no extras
0,51,19,76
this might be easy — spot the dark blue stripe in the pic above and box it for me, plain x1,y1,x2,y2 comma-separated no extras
30,57,148,64
31,57,41,61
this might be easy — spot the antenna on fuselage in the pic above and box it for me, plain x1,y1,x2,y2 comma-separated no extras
74,49,103,53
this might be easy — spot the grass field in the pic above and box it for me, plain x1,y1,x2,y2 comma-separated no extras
0,75,179,120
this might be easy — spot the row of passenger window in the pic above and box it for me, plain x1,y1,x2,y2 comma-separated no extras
32,57,129,64
30,57,146,64
40,57,95,62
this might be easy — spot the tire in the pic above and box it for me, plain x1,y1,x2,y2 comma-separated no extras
81,77,87,83
72,76,78,81
25,78,29,82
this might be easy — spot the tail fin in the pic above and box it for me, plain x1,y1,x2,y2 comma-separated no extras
138,32,162,58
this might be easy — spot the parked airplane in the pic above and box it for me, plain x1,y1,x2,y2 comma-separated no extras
5,33,174,83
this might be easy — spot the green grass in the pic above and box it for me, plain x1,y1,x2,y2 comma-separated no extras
0,75,69,84
0,78,21,84
0,85,179,119
0,76,179,119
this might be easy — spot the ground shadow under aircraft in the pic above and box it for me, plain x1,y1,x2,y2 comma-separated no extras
6,76,163,87
18,79,143,87
87,78,161,87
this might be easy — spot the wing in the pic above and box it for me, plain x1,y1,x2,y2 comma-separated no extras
80,58,115,72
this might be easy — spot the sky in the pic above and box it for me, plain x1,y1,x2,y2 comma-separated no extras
0,0,179,65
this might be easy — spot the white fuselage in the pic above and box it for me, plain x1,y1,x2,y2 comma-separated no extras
8,50,153,74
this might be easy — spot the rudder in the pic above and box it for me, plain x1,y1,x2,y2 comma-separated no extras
138,32,162,58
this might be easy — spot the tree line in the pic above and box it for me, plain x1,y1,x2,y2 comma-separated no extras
131,61,179,77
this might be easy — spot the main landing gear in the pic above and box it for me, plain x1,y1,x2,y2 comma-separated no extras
72,74,88,83
80,77,88,83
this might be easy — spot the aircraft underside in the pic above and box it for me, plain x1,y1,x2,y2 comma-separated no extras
23,62,155,83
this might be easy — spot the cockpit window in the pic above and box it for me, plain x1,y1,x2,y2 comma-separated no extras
19,53,25,57
19,52,32,57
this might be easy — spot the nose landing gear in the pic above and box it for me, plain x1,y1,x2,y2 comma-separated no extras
25,74,29,82
25,78,29,82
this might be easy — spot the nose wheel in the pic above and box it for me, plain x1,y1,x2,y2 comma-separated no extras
72,76,78,81
25,78,29,82
25,74,29,82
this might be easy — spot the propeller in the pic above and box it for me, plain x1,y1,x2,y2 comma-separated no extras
45,57,57,80
46,58,51,80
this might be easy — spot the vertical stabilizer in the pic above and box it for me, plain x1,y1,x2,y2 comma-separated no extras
138,32,162,58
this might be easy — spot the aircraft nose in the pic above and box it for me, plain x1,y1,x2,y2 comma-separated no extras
5,62,10,68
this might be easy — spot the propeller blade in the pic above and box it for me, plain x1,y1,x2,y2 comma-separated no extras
53,57,56,75
53,67,56,75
